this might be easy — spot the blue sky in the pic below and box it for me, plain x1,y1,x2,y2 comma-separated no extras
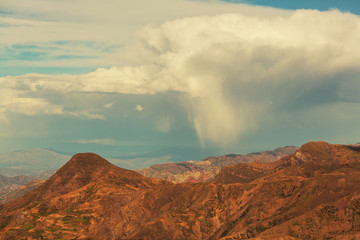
224,0,360,14
0,0,360,161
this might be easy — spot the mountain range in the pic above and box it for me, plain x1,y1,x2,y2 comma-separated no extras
0,146,297,204
0,149,70,177
0,147,224,176
0,141,360,239
0,175,33,204
137,146,298,183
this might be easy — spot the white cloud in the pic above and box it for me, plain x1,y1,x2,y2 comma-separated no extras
67,111,106,120
1,9,360,145
135,104,144,112
0,0,290,70
0,88,64,121
72,138,145,146
5,97,64,116
0,88,105,121
124,9,360,145
72,138,118,145
103,102,116,108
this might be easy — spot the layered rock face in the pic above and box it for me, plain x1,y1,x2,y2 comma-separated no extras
1,142,360,239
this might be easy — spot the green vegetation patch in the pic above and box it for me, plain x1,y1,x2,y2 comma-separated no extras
4,229,18,239
46,225,61,232
38,201,57,216
4,227,44,240
61,215,75,224
78,184,98,203
21,223,35,231
65,208,91,216
81,216,92,226
60,213,93,227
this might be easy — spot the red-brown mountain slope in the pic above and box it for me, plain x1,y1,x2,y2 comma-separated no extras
137,146,298,183
0,175,32,204
0,180,45,205
0,142,360,239
0,170,56,204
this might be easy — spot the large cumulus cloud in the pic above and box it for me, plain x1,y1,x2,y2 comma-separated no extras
1,9,360,145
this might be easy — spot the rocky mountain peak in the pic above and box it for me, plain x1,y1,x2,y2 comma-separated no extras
55,152,112,177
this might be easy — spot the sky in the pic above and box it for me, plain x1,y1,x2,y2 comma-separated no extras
0,0,360,159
